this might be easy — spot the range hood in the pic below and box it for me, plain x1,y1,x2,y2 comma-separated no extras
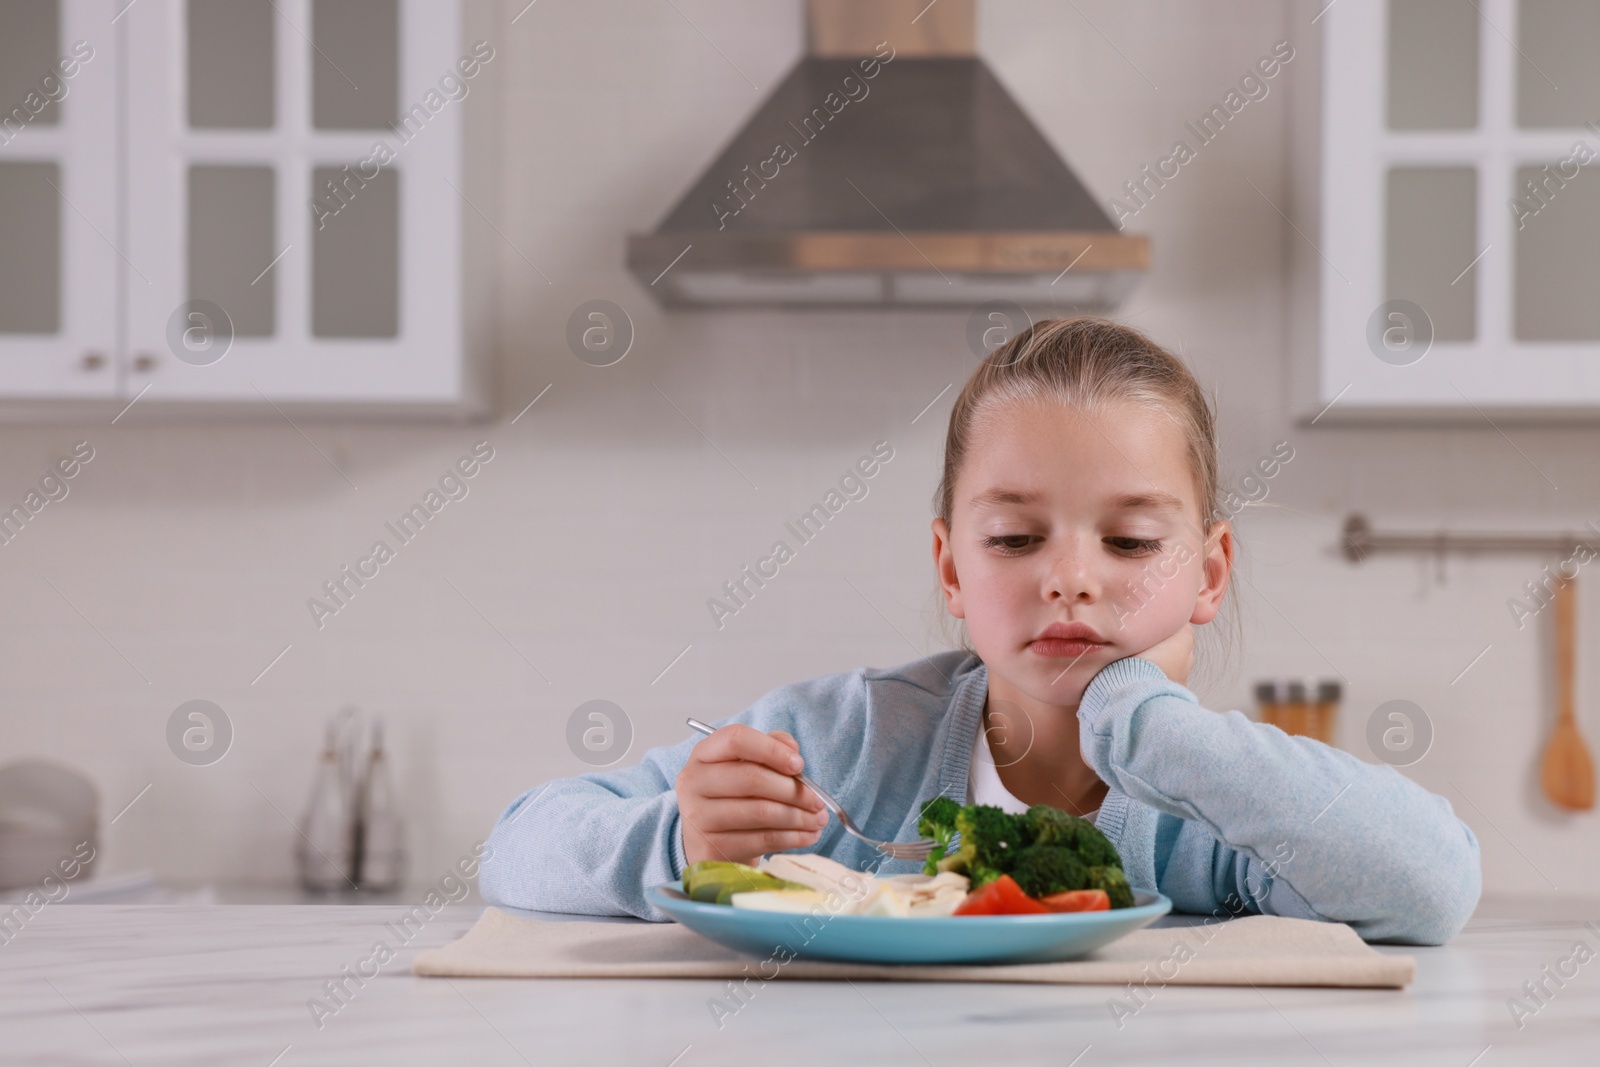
627,0,1148,308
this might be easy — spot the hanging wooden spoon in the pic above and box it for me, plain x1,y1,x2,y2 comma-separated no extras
1541,573,1594,810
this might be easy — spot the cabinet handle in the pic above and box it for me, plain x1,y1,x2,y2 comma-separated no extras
81,351,106,371
133,353,158,372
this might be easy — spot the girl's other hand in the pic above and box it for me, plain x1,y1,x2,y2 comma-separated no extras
675,724,829,867
1136,623,1195,687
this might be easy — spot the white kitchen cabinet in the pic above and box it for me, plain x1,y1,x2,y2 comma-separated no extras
0,0,494,419
1291,0,1600,421
0,0,119,399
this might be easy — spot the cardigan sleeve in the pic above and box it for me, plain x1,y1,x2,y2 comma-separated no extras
477,736,697,922
477,668,870,922
1077,656,1481,945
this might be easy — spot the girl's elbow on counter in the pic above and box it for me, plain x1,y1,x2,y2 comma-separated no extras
477,819,535,910
1364,824,1484,946
477,796,571,913
475,830,607,915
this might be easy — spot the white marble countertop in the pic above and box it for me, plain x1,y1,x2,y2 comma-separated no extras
2,895,1596,1066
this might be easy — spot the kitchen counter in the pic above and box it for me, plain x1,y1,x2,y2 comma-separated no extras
0,873,490,907
2,895,1595,1066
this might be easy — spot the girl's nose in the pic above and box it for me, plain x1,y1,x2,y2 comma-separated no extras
1044,542,1099,602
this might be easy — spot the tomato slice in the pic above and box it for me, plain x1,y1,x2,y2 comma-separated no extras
1040,889,1111,912
953,874,1051,916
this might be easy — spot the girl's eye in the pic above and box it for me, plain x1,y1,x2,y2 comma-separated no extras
980,534,1040,554
1106,536,1163,556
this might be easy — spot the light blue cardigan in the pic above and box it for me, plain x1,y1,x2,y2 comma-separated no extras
480,651,1482,945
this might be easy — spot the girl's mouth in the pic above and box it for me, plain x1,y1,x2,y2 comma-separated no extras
1028,638,1109,659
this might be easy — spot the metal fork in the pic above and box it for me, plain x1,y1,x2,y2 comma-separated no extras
684,718,940,862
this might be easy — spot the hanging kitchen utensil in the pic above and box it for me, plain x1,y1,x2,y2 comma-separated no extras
1540,574,1594,811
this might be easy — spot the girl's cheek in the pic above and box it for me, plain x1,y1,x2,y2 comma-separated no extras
1120,554,1196,631
955,554,1015,621
1153,553,1206,626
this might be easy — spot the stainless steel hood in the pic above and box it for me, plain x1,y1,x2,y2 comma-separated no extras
627,0,1148,308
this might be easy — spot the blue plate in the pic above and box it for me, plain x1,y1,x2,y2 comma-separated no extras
646,883,1172,965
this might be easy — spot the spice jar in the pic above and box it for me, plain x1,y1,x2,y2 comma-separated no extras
1308,680,1342,745
1255,678,1342,745
1255,681,1285,732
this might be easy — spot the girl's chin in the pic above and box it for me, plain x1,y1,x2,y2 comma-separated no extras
1010,659,1092,692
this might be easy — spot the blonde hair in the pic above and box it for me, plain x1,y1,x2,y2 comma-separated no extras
928,316,1240,692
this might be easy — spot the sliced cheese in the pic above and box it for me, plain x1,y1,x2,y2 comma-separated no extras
728,888,829,913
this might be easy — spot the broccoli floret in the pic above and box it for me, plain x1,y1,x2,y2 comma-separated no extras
919,796,961,833
1024,803,1123,867
925,800,1125,890
1009,845,1089,898
916,796,962,875
955,804,1029,879
1086,865,1136,909
966,861,1008,889
1074,827,1122,870
1024,804,1081,846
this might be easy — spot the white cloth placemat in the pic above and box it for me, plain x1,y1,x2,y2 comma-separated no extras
413,907,1415,988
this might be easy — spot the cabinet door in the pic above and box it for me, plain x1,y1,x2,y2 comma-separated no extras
125,0,465,403
1316,0,1600,417
0,0,118,398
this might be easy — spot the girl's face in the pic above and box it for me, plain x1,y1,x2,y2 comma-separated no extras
932,396,1232,708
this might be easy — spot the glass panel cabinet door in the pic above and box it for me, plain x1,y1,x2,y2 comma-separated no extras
1312,0,1600,417
0,0,118,398
124,0,463,402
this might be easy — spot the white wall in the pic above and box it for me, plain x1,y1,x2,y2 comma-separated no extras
0,0,1593,899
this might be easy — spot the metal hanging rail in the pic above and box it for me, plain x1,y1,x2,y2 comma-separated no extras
1341,513,1595,564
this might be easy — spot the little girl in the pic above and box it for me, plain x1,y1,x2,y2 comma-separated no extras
480,317,1481,945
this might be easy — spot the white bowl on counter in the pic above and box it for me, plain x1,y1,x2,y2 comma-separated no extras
0,760,98,891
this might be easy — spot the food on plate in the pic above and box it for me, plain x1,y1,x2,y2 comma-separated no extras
681,860,806,904
952,874,1049,916
755,853,970,917
1040,889,1111,912
727,888,830,913
1084,866,1135,910
758,852,874,900
674,800,1138,916
917,798,1137,909
1010,843,1087,898
854,872,971,917
927,801,1030,886
916,795,962,865
727,871,971,917
679,854,971,917
950,877,1113,916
